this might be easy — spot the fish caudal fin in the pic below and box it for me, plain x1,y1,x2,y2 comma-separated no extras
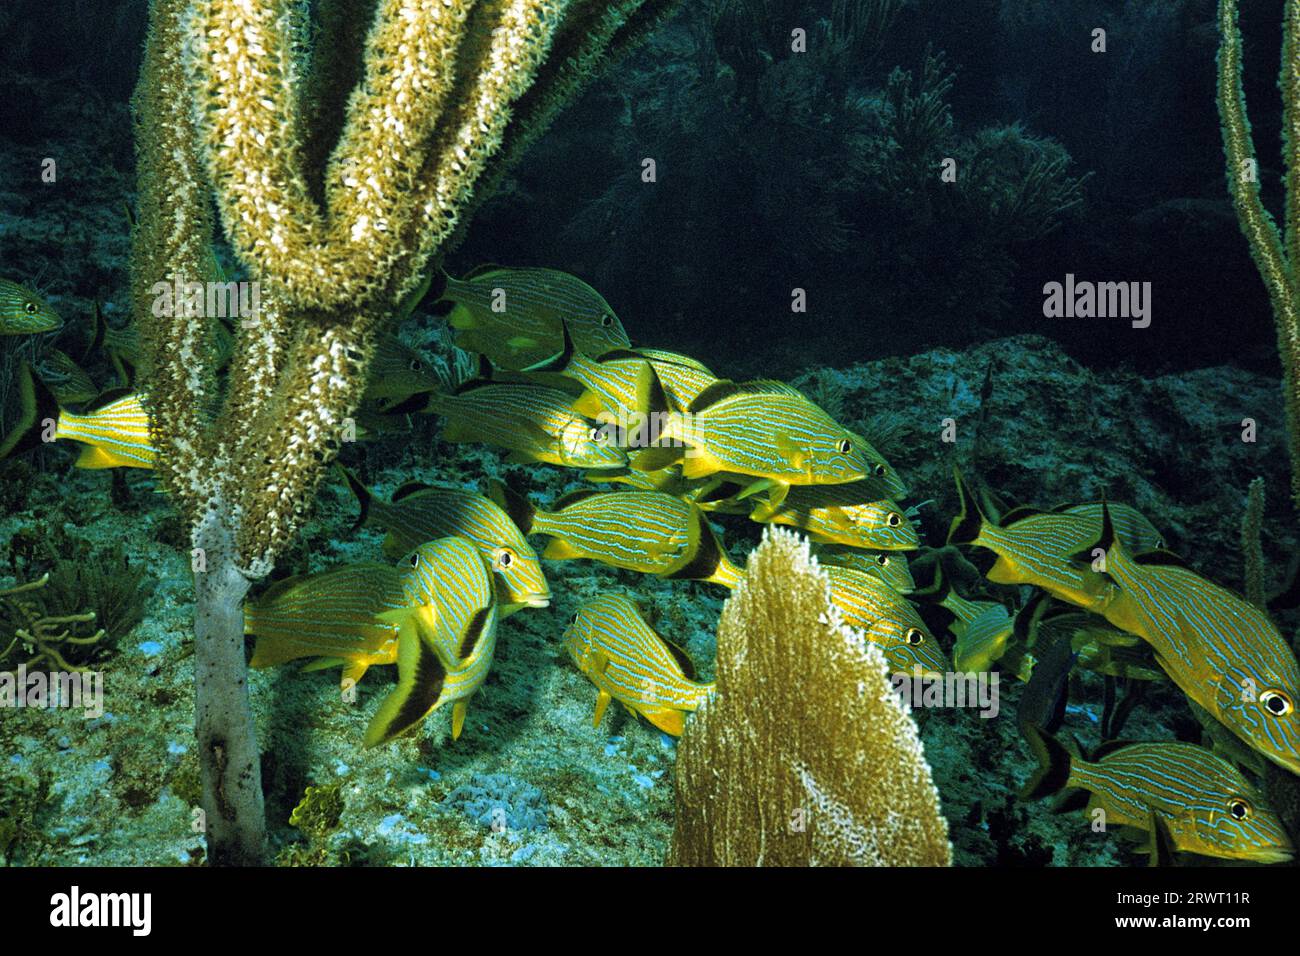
1019,724,1074,800
946,467,986,546
363,627,447,748
337,464,372,532
0,363,60,462
1069,499,1117,568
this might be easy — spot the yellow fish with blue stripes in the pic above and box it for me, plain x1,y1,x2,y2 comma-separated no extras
1023,726,1293,864
340,467,550,615
819,548,915,593
564,594,714,736
1076,504,1300,777
825,565,949,676
435,264,631,370
245,563,407,686
747,483,918,551
420,378,627,470
366,536,500,747
490,482,743,588
0,279,62,334
0,364,155,469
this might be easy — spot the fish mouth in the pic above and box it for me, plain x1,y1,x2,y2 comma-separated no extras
523,594,551,608
1249,846,1295,864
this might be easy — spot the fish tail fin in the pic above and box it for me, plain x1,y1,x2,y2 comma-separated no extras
523,317,578,374
337,464,372,532
0,362,59,462
487,478,535,534
911,560,950,604
363,626,447,748
82,299,106,364
946,466,987,546
1019,723,1074,800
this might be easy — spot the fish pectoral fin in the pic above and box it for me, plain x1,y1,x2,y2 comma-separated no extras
73,445,126,469
542,537,583,560
451,701,468,741
340,661,370,687
678,450,719,480
592,689,613,728
642,708,685,737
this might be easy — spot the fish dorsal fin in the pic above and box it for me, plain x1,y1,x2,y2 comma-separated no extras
450,373,497,398
392,481,434,502
686,379,798,414
83,386,135,413
553,487,601,510
1132,548,1190,569
462,263,507,281
522,318,577,374
486,479,535,534
650,627,697,680
999,505,1047,527
643,363,676,418
1090,739,1138,761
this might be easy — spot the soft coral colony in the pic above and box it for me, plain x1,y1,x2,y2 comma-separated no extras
2,0,1299,869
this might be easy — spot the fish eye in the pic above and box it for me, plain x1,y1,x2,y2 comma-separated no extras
875,554,889,566
905,627,925,646
409,359,422,372
23,301,37,314
409,553,420,568
1260,689,1294,716
600,313,613,327
496,548,514,569
886,512,902,527
837,439,852,454
873,463,887,476
1228,798,1251,820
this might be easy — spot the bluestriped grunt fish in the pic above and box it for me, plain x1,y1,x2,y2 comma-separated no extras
363,336,441,405
0,279,61,334
423,379,627,470
640,377,875,498
563,594,714,736
825,565,949,676
366,536,500,746
436,265,630,370
1059,501,1164,553
635,348,719,408
340,467,550,614
748,483,918,550
818,548,915,593
1078,505,1300,776
523,322,656,421
35,349,98,405
0,364,155,469
490,482,743,588
245,563,407,685
1022,726,1294,863
947,469,1111,611
913,564,1018,673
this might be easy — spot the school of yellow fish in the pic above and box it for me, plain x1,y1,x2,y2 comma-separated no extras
4,263,1298,865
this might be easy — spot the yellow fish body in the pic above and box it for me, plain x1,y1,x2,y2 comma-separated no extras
818,548,915,593
438,265,630,370
365,536,500,746
825,565,949,676
748,483,918,550
245,563,407,685
340,467,550,614
0,365,156,469
425,379,627,470
490,482,743,588
0,279,62,334
1081,505,1300,776
1023,726,1294,864
564,594,714,736
645,378,875,495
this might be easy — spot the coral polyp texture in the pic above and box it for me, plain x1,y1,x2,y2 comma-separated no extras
668,528,952,867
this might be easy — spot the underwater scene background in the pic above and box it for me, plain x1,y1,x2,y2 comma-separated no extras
0,0,1298,868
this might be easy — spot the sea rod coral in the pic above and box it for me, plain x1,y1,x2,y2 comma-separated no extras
128,0,682,865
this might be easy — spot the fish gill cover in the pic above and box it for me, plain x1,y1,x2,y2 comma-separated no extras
0,0,1295,878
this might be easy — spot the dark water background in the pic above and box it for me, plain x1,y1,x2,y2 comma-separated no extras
0,0,1287,379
